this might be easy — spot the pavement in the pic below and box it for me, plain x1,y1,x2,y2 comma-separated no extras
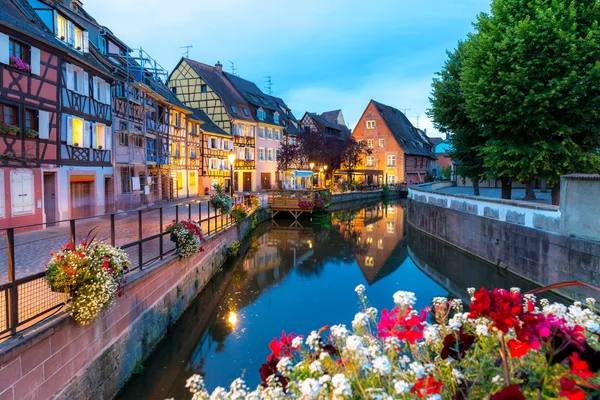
0,193,266,283
437,186,553,205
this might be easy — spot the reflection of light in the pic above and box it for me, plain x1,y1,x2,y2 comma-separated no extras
366,224,374,232
307,239,312,249
228,311,237,326
366,237,373,245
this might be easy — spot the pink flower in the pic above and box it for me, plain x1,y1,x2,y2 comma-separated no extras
377,306,427,344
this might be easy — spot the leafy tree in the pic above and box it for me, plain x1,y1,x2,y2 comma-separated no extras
428,40,487,196
461,0,600,204
341,137,372,184
441,165,452,180
276,139,301,171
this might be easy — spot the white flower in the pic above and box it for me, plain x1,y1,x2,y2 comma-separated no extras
319,351,330,361
393,290,416,307
318,374,331,385
366,307,378,319
452,369,464,383
409,362,426,378
467,287,476,296
331,324,349,339
432,297,447,305
476,324,489,336
276,357,293,374
291,336,304,349
306,331,321,350
372,355,391,375
492,375,503,384
423,325,439,342
331,374,352,398
355,284,366,295
352,312,368,329
345,335,364,353
299,378,321,399
427,395,442,400
394,380,410,394
309,360,323,374
510,287,521,293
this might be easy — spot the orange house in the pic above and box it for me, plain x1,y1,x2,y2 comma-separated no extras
351,100,435,185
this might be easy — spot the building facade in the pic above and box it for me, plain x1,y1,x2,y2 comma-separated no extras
352,100,435,185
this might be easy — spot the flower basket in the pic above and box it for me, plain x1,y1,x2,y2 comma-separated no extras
25,129,38,138
0,124,19,135
9,56,31,73
231,204,248,225
46,240,129,325
165,219,205,259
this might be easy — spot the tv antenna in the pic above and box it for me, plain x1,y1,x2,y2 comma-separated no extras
400,108,411,115
180,45,193,58
415,113,421,129
264,76,272,95
228,61,237,76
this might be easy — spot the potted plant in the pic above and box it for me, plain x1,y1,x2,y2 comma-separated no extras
165,219,205,259
9,56,31,73
231,204,249,225
25,129,38,138
209,183,233,214
98,145,103,150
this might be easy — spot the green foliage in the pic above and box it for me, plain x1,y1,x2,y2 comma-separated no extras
382,184,390,197
231,204,249,225
441,165,452,180
227,240,241,257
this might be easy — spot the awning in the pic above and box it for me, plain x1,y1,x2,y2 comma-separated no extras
70,175,95,183
292,170,313,178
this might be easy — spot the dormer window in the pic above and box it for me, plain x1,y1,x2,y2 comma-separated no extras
257,108,266,121
274,112,280,124
243,107,249,116
231,105,237,114
366,120,376,129
56,14,88,52
98,37,107,54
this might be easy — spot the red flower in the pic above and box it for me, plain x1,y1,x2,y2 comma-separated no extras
440,329,475,360
507,339,531,358
65,243,73,250
377,306,427,344
514,312,551,351
267,330,299,361
569,353,594,381
490,385,524,400
468,287,522,333
411,376,443,399
560,377,586,400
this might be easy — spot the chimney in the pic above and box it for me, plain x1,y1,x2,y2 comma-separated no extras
215,61,223,73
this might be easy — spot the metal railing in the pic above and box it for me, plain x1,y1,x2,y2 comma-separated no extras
0,194,252,340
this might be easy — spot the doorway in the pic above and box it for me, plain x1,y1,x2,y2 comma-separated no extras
43,173,57,226
243,172,252,192
261,173,271,190
70,179,93,219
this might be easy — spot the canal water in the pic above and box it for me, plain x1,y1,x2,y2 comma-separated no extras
117,199,560,399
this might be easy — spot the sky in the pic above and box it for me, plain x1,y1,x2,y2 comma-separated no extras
84,0,490,137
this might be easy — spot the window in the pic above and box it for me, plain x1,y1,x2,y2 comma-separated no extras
0,103,18,126
258,127,265,138
98,37,107,54
258,148,265,161
387,155,396,167
367,139,374,148
11,170,34,216
133,135,143,147
200,84,207,93
267,148,273,161
420,158,424,168
231,105,237,114
388,175,396,184
74,26,83,50
275,149,280,161
377,239,383,250
120,166,132,193
175,112,180,127
414,158,417,168
274,112,280,123
379,138,385,147
9,39,29,64
189,172,196,186
243,107,249,116
119,123,128,145
57,14,68,41
387,221,395,234
70,117,85,146
257,108,266,121
274,130,281,140
67,64,87,95
367,156,375,167
366,120,376,129
267,128,273,139
95,124,105,148
94,77,110,104
190,148,196,159
365,256,374,267
177,172,183,190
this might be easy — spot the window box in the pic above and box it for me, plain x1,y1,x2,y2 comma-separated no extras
25,129,38,138
0,124,19,135
9,56,31,73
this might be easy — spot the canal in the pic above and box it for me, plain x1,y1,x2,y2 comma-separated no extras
117,199,561,399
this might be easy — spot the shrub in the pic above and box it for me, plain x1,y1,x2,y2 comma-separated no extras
232,204,249,225
165,219,205,259
298,200,314,211
382,184,391,197
227,240,241,257
210,183,233,214
184,286,600,399
46,241,129,325
250,195,262,209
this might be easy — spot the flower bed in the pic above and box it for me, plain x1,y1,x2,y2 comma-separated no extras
166,219,205,259
184,286,600,399
46,241,129,325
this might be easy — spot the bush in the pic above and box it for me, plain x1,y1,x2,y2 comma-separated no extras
165,219,205,259
232,204,249,225
298,200,314,211
184,286,600,399
382,184,390,197
46,241,129,325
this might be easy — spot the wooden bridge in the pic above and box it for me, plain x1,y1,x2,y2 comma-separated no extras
267,189,330,226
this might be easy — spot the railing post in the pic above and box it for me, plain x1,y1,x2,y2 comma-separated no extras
159,207,164,260
69,219,76,247
138,210,143,270
188,203,192,220
207,203,211,235
110,214,116,247
175,205,179,222
6,228,18,334
198,201,202,222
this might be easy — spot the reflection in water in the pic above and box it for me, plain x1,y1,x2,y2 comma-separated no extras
117,200,553,400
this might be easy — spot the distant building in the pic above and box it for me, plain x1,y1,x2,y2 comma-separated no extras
300,110,351,139
431,137,452,179
351,100,435,185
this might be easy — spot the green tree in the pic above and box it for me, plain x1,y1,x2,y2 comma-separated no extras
428,40,486,196
341,137,372,184
461,0,600,204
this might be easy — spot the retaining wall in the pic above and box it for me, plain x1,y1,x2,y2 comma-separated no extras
0,208,270,400
330,188,405,205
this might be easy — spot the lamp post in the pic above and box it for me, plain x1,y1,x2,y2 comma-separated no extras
228,151,236,196
324,165,328,189
319,167,324,188
309,162,315,189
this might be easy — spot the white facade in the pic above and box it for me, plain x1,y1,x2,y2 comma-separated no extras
255,125,282,190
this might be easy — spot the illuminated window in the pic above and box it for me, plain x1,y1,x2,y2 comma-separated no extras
367,139,374,148
388,175,396,184
56,15,68,40
365,256,374,267
95,124,105,148
189,172,196,186
72,117,84,146
366,120,376,129
74,26,83,50
366,224,374,232
378,239,383,249
177,172,183,190
366,237,373,245
367,156,375,167
387,205,395,214
379,138,385,147
386,221,395,234
387,155,396,166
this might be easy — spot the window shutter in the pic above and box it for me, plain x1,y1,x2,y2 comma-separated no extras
104,126,111,150
11,171,33,215
30,47,41,75
82,31,89,53
91,123,97,148
38,111,50,139
83,121,91,147
67,116,73,145
92,76,99,100
104,82,111,105
0,172,4,218
82,72,89,96
66,64,74,91
0,33,8,65
68,21,75,46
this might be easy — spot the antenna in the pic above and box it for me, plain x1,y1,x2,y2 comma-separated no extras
264,76,272,95
180,45,193,58
400,108,411,115
228,61,237,76
415,113,421,129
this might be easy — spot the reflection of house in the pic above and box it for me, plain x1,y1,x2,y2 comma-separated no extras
334,204,408,284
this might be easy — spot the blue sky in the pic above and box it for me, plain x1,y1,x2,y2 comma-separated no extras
84,0,489,137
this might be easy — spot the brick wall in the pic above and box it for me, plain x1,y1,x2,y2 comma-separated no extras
0,208,270,400
408,199,600,301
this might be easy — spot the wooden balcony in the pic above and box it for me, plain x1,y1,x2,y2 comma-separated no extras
235,159,255,169
233,135,255,147
205,148,227,158
207,169,231,178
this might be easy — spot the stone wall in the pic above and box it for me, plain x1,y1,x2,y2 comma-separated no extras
560,174,600,241
330,188,405,205
408,193,600,301
0,208,270,400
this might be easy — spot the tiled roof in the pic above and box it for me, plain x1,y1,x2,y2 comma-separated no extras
563,174,600,180
320,109,342,124
183,59,255,123
191,109,230,136
306,112,351,138
429,137,444,146
371,100,435,158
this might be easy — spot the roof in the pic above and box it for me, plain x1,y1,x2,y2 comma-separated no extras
182,58,255,123
429,137,444,146
563,174,600,180
305,112,351,138
191,109,230,136
320,109,342,123
371,100,435,158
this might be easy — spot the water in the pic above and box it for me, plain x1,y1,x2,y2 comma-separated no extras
117,200,561,399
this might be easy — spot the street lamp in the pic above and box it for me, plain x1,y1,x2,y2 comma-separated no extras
228,151,236,196
309,162,315,170
323,165,328,189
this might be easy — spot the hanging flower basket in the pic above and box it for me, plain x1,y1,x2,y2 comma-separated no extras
165,219,205,259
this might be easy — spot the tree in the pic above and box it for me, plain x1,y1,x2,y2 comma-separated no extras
276,139,301,172
461,0,600,204
341,137,372,184
428,40,486,196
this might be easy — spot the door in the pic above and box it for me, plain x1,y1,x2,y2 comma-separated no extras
104,177,113,213
243,172,252,192
261,173,271,190
43,173,57,226
70,181,93,219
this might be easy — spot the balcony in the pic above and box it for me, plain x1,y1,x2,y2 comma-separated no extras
235,159,255,169
207,169,231,178
233,135,255,147
205,147,227,158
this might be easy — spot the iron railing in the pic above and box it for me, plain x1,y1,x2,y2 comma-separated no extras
0,194,252,340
